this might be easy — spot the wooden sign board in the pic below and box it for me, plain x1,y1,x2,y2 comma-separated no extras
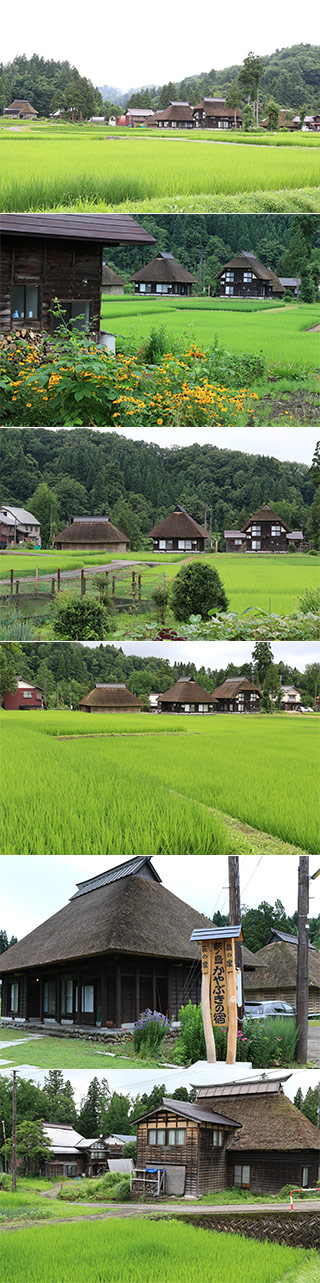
210,939,228,1028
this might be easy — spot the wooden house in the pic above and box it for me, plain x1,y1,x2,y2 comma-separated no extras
2,679,45,711
54,516,129,554
79,684,142,713
0,856,258,1030
135,1076,320,1196
278,276,300,297
149,504,206,551
0,505,41,547
261,109,294,128
4,99,38,119
125,108,155,126
211,677,261,713
153,103,194,129
157,677,216,715
278,685,302,712
193,98,242,129
244,933,320,1015
224,504,303,553
131,253,197,296
102,264,125,294
0,214,154,337
216,252,284,299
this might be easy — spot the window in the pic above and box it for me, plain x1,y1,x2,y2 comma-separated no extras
10,982,19,1013
23,690,32,698
157,1129,166,1145
168,1128,186,1146
252,539,261,550
302,1167,309,1188
234,539,243,545
251,525,261,535
213,1129,223,1146
139,284,146,293
159,539,166,550
225,272,234,281
234,1164,250,1187
61,978,73,1014
43,979,56,1016
243,272,252,282
64,1163,77,1177
13,283,39,321
81,984,94,1013
148,1129,157,1145
51,300,90,332
225,285,234,296
271,525,281,536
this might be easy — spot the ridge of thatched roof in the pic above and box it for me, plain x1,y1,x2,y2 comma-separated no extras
149,504,206,539
131,253,197,285
159,677,216,704
55,517,128,545
72,858,161,898
245,939,320,991
242,504,291,531
79,684,142,709
102,264,125,287
154,103,194,122
212,678,261,699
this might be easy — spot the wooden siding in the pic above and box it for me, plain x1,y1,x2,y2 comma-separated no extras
136,1115,199,1195
198,1127,228,1194
0,235,102,334
2,955,200,1026
226,1150,320,1195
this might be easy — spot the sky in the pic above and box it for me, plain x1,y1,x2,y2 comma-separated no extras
2,3,319,89
1,854,320,941
106,427,318,467
86,640,320,672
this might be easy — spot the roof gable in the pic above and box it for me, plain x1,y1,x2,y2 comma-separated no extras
149,505,206,539
131,256,197,285
242,504,291,532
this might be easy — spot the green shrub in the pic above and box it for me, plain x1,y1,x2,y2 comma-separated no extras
171,561,228,622
151,584,169,625
173,1001,206,1064
122,1140,137,1161
53,593,110,639
140,326,170,364
133,1009,169,1056
298,586,320,613
173,1004,298,1067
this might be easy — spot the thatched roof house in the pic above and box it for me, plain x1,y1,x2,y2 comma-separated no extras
216,252,284,300
102,264,125,293
244,936,320,1014
225,504,303,554
149,504,206,552
0,856,258,1030
54,516,129,554
131,252,197,296
193,98,242,129
158,676,216,715
153,102,194,129
211,677,261,713
4,99,38,119
79,683,142,714
135,1075,320,1197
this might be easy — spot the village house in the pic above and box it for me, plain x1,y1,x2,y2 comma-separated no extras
0,214,154,338
54,515,129,554
278,276,301,297
0,505,41,547
124,108,155,126
102,264,125,294
153,103,194,129
148,504,207,551
244,930,320,1015
261,108,294,128
134,1075,320,1196
278,684,302,712
39,1124,135,1180
79,684,142,714
224,504,303,553
1,678,45,711
216,252,284,299
4,99,38,119
157,676,216,715
211,677,261,713
131,252,197,296
193,98,242,129
0,856,258,1030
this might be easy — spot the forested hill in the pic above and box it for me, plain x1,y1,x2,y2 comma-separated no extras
0,54,103,117
8,642,319,710
173,44,320,113
0,429,314,548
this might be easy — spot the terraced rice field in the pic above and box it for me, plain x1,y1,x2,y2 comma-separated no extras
1,711,318,854
1,126,319,211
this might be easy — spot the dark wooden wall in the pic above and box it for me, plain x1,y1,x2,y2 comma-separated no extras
0,235,102,333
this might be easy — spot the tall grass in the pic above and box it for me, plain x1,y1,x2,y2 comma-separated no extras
1,1217,317,1283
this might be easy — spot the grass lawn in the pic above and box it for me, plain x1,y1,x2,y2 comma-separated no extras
1,1217,318,1282
101,298,320,371
1,711,318,854
0,1028,158,1069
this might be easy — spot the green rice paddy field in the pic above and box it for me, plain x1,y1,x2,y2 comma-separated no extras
1,712,318,854
1,126,319,211
1,1218,318,1283
101,298,320,370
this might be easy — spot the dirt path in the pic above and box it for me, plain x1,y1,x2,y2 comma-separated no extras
0,559,143,588
168,788,307,855
2,1198,319,1232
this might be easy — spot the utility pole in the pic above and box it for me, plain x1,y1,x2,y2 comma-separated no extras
2,1120,7,1173
296,857,309,1064
228,857,244,1025
12,1070,17,1192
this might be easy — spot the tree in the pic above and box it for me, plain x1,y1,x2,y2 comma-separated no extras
263,663,282,712
242,103,255,131
307,488,320,549
242,899,294,953
264,98,280,130
252,641,274,686
0,930,18,953
300,262,317,303
170,561,228,622
226,80,242,129
42,1071,77,1124
0,644,21,699
27,482,59,547
78,1077,111,1136
239,52,264,124
102,1093,133,1135
294,1083,319,1127
309,442,320,488
2,1120,52,1175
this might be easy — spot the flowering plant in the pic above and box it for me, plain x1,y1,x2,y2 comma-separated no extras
133,1009,169,1056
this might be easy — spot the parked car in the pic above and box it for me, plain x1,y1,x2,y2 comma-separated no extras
244,1001,296,1020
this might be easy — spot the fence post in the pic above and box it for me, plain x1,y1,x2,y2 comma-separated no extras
10,569,14,595
15,580,19,607
81,569,85,596
57,568,61,592
112,576,115,603
51,577,55,603
35,566,38,593
138,574,141,603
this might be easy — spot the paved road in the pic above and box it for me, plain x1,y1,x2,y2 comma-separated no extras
308,1024,320,1066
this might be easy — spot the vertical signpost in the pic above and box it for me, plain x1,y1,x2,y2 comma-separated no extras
190,927,243,1065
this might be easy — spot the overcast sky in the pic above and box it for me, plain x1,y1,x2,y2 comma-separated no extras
87,640,319,671
2,4,319,89
90,427,318,467
1,855,319,941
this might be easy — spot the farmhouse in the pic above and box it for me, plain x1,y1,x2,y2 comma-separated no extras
244,932,320,1015
0,856,258,1029
4,99,38,119
149,504,206,551
125,108,155,126
39,1124,135,1179
0,505,41,547
211,677,261,713
131,251,197,296
79,684,142,713
224,504,303,553
278,276,300,297
54,516,129,553
1,679,45,711
261,108,294,128
193,98,242,129
153,103,194,129
216,252,284,299
102,264,125,294
278,684,302,712
157,676,216,715
0,214,154,337
135,1076,320,1196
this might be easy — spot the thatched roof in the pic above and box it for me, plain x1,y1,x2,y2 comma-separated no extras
0,215,155,245
212,677,261,699
131,253,197,285
55,517,128,546
194,98,242,119
102,264,125,288
79,684,142,710
5,99,38,114
242,504,291,532
159,677,216,705
221,1092,320,1152
215,253,284,294
149,504,206,539
0,861,261,974
155,103,194,123
245,939,320,993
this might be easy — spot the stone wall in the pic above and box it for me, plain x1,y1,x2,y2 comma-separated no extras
176,1209,320,1250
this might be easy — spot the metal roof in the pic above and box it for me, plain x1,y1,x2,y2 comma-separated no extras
195,1075,292,1099
71,857,161,900
0,214,155,244
269,928,316,950
136,1097,241,1128
1,506,39,523
224,530,246,539
190,926,242,942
